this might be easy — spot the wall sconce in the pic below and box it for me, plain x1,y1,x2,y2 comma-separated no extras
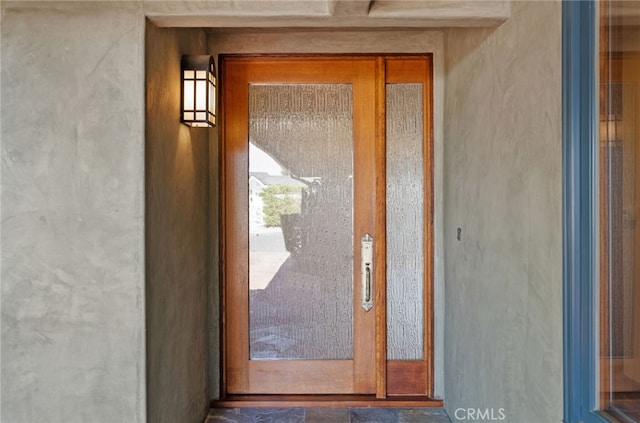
600,83,624,144
181,55,216,127
600,113,621,143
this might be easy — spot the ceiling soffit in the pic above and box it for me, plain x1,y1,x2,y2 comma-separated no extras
145,0,510,28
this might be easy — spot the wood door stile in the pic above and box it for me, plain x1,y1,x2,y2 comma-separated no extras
352,58,378,395
374,56,388,399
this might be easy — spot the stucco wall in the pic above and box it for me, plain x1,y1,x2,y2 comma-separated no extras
1,3,146,422
443,1,563,422
1,1,565,420
145,23,210,423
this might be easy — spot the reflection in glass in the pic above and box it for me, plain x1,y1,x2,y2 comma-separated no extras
248,84,354,360
386,83,425,360
600,1,640,420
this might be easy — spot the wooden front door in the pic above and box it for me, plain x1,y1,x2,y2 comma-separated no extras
222,55,433,397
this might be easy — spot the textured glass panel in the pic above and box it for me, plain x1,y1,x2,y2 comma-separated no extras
603,84,637,359
196,81,207,109
386,83,424,360
184,80,194,111
248,84,354,360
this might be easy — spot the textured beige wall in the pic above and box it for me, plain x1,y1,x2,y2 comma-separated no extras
0,0,565,419
443,1,563,422
1,2,146,422
145,23,210,423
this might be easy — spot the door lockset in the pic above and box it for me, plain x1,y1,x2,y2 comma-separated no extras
361,234,374,312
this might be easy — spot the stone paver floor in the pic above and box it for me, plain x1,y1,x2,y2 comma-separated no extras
206,407,451,423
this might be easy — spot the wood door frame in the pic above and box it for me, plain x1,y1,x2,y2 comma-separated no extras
218,53,435,404
383,56,434,398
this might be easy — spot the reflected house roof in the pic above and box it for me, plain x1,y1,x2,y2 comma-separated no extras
249,172,307,188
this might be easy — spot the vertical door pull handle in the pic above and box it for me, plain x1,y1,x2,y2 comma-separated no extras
361,234,374,312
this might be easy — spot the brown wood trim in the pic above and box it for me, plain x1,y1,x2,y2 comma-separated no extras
220,57,230,396
223,57,251,393
247,361,354,394
425,55,435,398
386,361,428,396
352,57,379,394
212,395,443,409
219,53,433,61
374,56,387,399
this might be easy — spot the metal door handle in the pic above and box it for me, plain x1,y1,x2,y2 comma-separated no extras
361,234,373,312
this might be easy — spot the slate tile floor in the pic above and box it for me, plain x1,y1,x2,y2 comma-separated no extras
206,407,451,423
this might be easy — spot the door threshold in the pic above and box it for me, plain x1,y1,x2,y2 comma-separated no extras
211,395,444,408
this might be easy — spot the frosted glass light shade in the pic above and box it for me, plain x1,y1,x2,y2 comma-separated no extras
600,114,621,142
181,55,216,127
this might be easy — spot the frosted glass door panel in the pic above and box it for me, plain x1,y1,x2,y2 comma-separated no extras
386,83,425,360
248,84,354,360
